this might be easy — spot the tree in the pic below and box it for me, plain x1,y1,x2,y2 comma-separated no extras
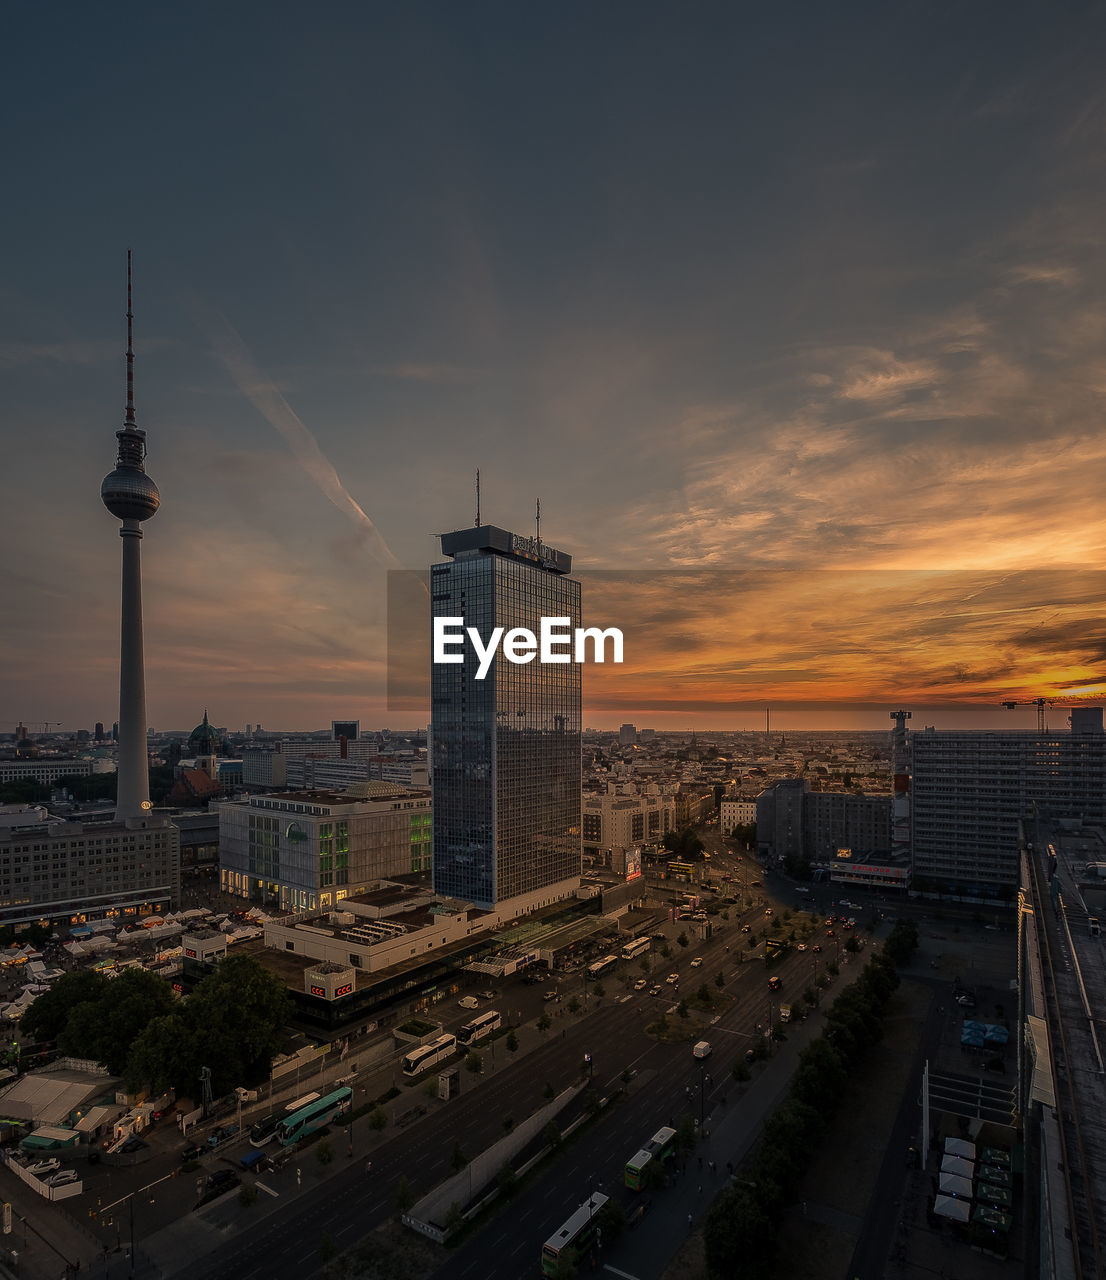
318,1230,338,1265
465,1051,483,1074
315,1138,334,1165
597,1196,626,1243
450,1141,468,1172
505,1030,519,1053
369,1105,387,1133
714,971,725,988
238,1182,258,1208
567,996,581,1015
543,1120,562,1149
423,1078,438,1101
731,1060,751,1083
543,1082,555,1100
496,1161,517,1199
677,1000,689,1019
537,1013,552,1033
46,968,176,1075
639,957,651,973
661,944,672,960
697,983,711,1006
396,1175,415,1214
676,932,689,948
705,1187,775,1278
18,969,104,1043
592,982,605,999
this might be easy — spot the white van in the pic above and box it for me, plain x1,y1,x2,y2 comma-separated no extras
692,1040,712,1059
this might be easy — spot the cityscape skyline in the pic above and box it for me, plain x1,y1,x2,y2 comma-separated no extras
4,5,1106,732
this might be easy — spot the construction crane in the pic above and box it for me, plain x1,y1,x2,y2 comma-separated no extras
1000,695,1102,733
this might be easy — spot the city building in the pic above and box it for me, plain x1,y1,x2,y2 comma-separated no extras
242,748,288,789
218,783,432,911
619,723,637,748
582,790,675,856
910,709,1106,894
0,759,93,786
756,778,891,864
0,810,180,930
719,798,757,832
675,784,714,828
431,524,582,912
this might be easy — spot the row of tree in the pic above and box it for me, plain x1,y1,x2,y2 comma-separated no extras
21,953,290,1097
703,920,919,1278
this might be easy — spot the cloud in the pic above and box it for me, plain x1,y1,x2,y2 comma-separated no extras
0,340,119,368
368,362,483,383
202,310,401,568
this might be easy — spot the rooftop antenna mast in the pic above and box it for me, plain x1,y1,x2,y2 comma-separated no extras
125,249,136,428
536,498,541,545
475,468,481,528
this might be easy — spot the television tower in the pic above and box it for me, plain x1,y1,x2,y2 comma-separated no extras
100,252,160,820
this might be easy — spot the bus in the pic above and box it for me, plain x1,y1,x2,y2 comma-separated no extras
624,1125,676,1190
541,1192,609,1275
586,955,619,979
249,1112,284,1147
621,937,651,962
401,1033,457,1077
276,1087,352,1147
284,1091,321,1113
457,1010,501,1046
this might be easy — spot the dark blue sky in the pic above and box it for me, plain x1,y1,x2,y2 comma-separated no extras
3,2,1105,729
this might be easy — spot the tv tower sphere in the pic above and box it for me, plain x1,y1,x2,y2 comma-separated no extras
101,462,160,521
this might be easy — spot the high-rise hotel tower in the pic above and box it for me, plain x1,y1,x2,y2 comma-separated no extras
431,525,582,912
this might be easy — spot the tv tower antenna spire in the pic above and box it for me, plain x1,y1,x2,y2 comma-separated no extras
536,497,541,545
475,468,481,527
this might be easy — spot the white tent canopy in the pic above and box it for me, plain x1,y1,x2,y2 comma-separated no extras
944,1137,977,1160
933,1194,971,1223
939,1173,973,1199
941,1155,974,1179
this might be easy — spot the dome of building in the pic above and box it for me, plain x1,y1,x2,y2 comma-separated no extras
188,710,220,756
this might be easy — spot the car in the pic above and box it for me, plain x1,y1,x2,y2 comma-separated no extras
206,1169,237,1191
666,973,679,984
745,1048,757,1063
826,929,835,937
768,975,782,990
649,985,662,997
741,924,751,933
44,1169,79,1188
627,1196,654,1228
181,1143,204,1162
26,1158,60,1177
796,944,807,952
633,978,648,990
543,990,559,1002
690,957,703,968
956,994,976,1007
764,908,773,916
812,945,822,953
120,1137,147,1153
477,990,497,1001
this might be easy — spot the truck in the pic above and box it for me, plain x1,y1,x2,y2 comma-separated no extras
779,1004,792,1023
692,1040,713,1059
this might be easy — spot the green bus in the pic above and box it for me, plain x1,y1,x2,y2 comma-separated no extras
541,1193,609,1275
276,1086,352,1147
624,1125,677,1190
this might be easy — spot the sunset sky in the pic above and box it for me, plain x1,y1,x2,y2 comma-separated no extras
3,3,1106,733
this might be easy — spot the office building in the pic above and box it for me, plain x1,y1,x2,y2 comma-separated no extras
619,723,637,748
582,790,675,853
910,709,1106,893
218,782,432,911
719,798,757,832
431,524,581,912
0,810,180,930
0,759,93,786
756,778,891,864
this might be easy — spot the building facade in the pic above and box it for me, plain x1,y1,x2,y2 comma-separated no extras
218,784,432,911
0,812,179,929
910,713,1106,892
756,778,891,864
431,525,582,912
720,798,757,832
0,759,93,786
582,791,675,852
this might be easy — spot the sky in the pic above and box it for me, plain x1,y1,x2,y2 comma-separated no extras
3,2,1106,734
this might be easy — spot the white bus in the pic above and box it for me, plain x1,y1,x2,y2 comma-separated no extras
541,1193,609,1275
621,937,651,962
401,1033,458,1077
586,955,619,979
457,1010,501,1046
283,1091,321,1113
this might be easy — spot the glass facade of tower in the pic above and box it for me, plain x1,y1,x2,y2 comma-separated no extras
431,539,582,909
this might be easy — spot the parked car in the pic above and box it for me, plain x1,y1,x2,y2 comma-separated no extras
666,973,679,984
633,978,648,990
120,1137,147,1153
543,989,559,1002
181,1144,204,1162
44,1169,79,1188
689,957,703,968
207,1169,237,1191
764,908,773,916
26,1158,60,1177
